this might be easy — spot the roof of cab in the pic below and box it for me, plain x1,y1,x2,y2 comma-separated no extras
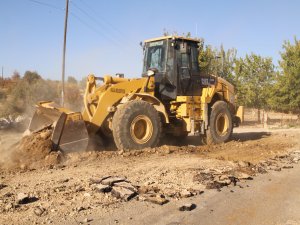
144,35,200,43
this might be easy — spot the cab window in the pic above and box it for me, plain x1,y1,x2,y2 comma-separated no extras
143,40,167,73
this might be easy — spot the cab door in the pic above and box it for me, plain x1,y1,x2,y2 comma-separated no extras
176,41,202,96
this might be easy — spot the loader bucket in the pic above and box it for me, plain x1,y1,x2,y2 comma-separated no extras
29,102,63,133
28,101,89,153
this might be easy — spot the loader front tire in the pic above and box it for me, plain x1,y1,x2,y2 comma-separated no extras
205,101,233,145
112,100,162,150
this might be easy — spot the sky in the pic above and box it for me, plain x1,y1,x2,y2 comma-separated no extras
1,0,300,81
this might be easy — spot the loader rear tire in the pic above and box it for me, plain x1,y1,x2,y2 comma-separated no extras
112,100,162,150
205,101,233,145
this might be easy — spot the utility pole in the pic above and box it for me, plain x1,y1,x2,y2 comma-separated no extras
61,0,69,107
221,52,224,77
1,66,3,87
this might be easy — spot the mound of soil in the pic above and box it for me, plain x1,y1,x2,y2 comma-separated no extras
1,129,62,170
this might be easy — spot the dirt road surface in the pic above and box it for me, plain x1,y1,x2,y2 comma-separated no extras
82,162,300,225
0,127,300,225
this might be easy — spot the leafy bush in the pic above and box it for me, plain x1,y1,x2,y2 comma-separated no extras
0,71,60,117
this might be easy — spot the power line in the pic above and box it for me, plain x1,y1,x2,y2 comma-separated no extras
71,1,100,25
69,12,117,46
27,0,120,46
77,0,124,37
27,0,135,48
70,1,124,47
70,12,105,37
74,0,137,49
27,0,63,11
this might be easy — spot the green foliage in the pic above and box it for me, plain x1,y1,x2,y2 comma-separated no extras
23,71,41,84
198,37,300,112
233,54,275,109
198,42,237,84
218,46,237,85
198,39,215,74
269,37,300,113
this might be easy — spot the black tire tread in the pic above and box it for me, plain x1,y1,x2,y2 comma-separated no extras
206,101,233,145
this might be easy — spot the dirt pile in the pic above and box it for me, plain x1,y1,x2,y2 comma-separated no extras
0,129,62,170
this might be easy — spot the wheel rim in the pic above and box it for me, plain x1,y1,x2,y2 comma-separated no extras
130,115,153,144
215,113,229,137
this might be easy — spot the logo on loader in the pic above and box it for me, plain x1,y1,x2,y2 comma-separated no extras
111,88,125,93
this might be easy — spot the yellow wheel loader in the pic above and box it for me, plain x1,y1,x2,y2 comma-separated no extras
28,36,242,152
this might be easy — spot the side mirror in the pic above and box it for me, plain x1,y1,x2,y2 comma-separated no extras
140,41,145,51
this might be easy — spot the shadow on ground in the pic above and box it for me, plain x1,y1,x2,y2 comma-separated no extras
232,132,271,142
162,131,271,146
87,130,272,151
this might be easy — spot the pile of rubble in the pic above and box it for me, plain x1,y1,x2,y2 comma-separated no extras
90,176,137,201
89,176,170,205
193,150,300,190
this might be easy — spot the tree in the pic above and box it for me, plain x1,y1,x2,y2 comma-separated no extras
198,40,215,75
162,29,190,37
269,37,300,113
67,76,77,84
234,54,275,111
217,45,237,85
1,72,60,116
11,71,21,80
198,42,237,85
23,71,41,84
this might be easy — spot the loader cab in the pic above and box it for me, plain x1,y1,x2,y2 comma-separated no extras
142,36,214,101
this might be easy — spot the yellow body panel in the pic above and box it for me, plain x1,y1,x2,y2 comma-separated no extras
236,106,244,123
82,75,163,132
169,76,238,133
171,96,202,132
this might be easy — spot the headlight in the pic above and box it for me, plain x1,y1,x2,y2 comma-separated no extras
147,70,155,76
